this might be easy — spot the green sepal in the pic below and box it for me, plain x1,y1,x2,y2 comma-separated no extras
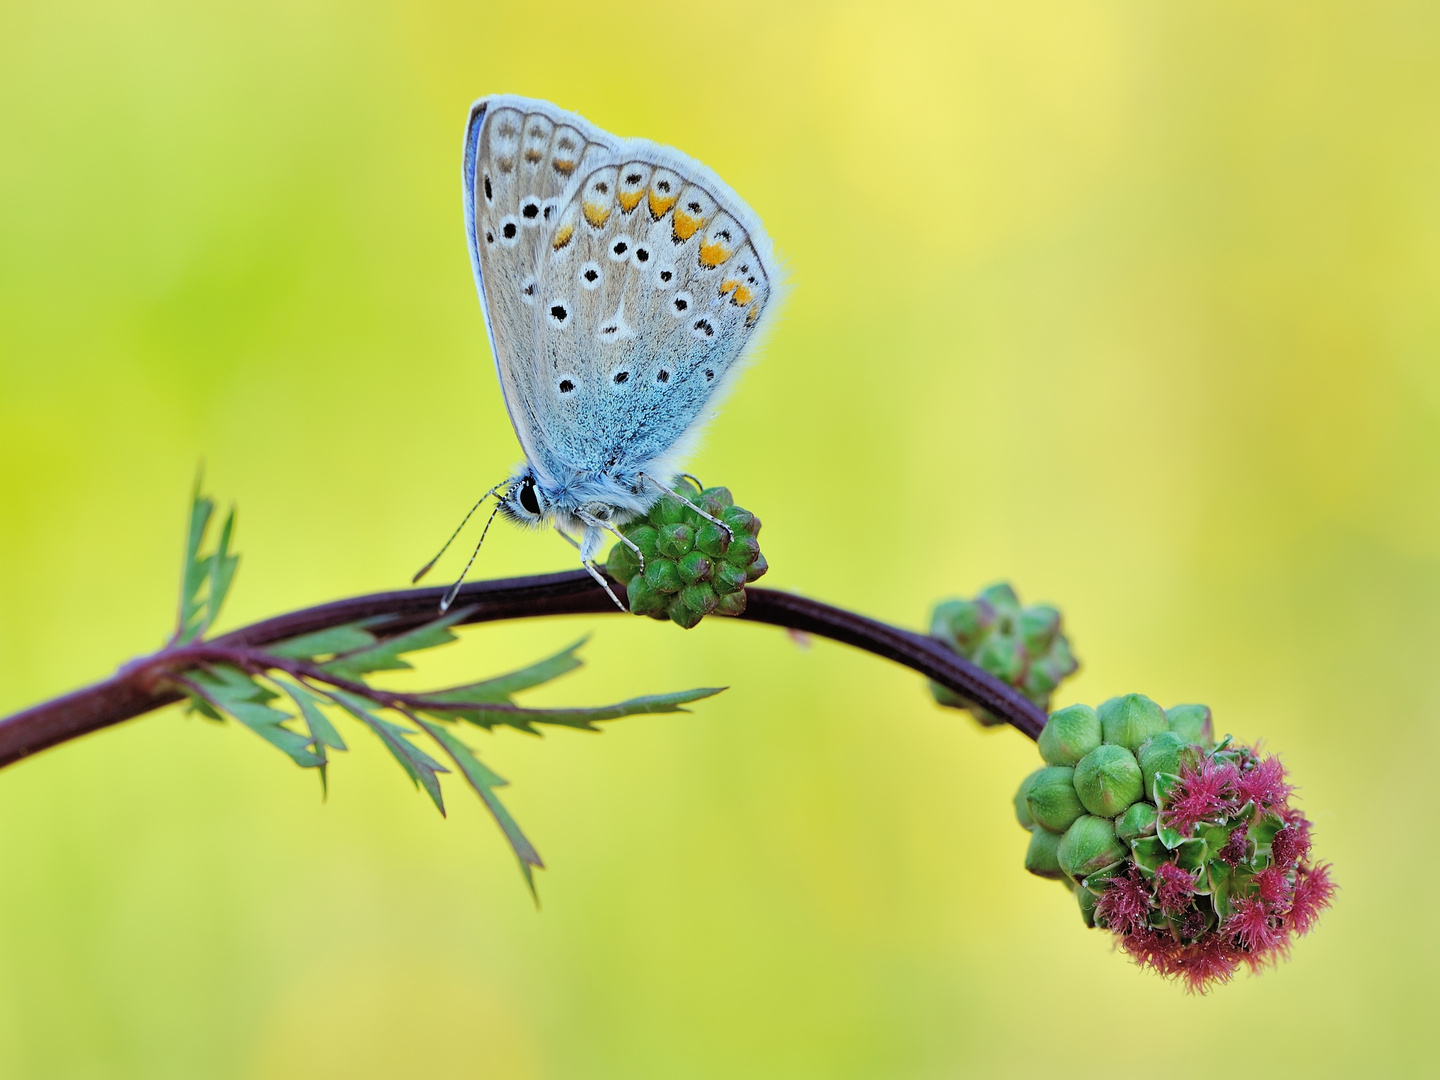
1250,811,1286,853
1208,862,1235,921
1076,884,1099,928
1116,801,1158,842
1152,770,1182,807
1173,836,1208,874
1130,836,1167,877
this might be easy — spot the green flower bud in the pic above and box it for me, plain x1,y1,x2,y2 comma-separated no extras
713,561,749,594
1024,766,1085,834
643,558,683,595
651,495,689,527
1116,800,1158,841
607,541,641,586
976,635,1025,684
694,521,730,558
1038,704,1103,766
714,590,747,616
1057,816,1127,880
1025,828,1065,880
1098,693,1168,752
1073,744,1144,817
678,551,713,585
1014,769,1042,830
1022,659,1060,698
667,596,705,629
722,506,756,534
626,576,668,618
745,552,769,582
726,535,761,567
657,522,695,559
930,598,992,648
1137,730,1190,800
978,582,1021,619
627,524,660,560
1018,605,1061,653
1165,703,1213,747
680,582,718,616
701,485,734,510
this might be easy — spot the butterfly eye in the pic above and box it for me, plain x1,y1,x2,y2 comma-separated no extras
518,479,541,516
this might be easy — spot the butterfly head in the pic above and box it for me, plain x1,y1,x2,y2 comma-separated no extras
497,470,548,528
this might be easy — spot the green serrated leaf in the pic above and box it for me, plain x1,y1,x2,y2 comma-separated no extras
421,638,588,707
416,719,544,898
417,686,725,732
177,484,215,644
321,607,474,680
188,664,277,705
266,623,381,661
205,507,239,632
186,673,323,768
331,692,449,814
274,678,348,752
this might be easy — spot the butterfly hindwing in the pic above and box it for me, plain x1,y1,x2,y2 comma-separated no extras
533,140,778,478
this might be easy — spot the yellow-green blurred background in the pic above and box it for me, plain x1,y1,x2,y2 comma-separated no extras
1,1,1435,1076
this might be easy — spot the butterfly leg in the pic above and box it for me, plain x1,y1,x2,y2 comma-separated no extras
581,558,626,610
554,526,581,550
575,520,626,611
638,473,733,542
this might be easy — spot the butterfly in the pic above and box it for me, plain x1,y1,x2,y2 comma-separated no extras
420,95,781,609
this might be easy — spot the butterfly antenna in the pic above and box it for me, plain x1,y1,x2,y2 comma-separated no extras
440,501,503,612
413,485,502,584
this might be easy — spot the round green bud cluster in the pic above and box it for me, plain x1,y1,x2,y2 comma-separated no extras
606,478,767,629
927,583,1079,727
1013,696,1335,991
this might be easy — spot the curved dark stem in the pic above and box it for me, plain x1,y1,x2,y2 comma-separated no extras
0,571,1046,769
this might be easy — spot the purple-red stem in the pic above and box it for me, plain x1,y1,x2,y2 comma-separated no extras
0,570,1047,768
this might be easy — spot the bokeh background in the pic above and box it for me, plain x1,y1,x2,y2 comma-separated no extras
2,1,1436,1076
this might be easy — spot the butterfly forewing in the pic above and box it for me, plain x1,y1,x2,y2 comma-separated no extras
465,96,613,475
532,141,777,476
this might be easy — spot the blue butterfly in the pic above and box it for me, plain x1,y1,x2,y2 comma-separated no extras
422,95,781,608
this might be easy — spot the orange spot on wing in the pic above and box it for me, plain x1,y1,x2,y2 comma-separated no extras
719,279,739,295
552,159,576,175
732,285,754,305
746,303,762,326
551,224,575,250
618,190,644,213
583,202,611,228
672,209,703,241
523,149,543,164
648,190,678,220
699,240,732,268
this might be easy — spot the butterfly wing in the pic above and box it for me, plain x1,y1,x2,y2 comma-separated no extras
463,95,615,481
529,140,781,482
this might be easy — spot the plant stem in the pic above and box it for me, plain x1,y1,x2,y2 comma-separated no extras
0,571,1047,768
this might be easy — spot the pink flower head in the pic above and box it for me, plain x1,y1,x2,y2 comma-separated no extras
1285,862,1336,935
1254,866,1290,910
1153,861,1196,916
1096,865,1151,936
1219,826,1250,866
1227,894,1286,958
1120,929,1243,993
1160,757,1240,835
1270,822,1311,868
1236,754,1291,809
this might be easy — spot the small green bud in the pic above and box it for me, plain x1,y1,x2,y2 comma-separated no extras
1024,766,1085,834
1115,800,1158,842
607,541,641,585
714,590,747,616
930,598,991,648
976,635,1025,684
1014,769,1042,830
1038,704,1103,766
701,485,734,509
1166,703,1213,747
1022,660,1060,698
1098,693,1169,752
1073,744,1144,817
1137,730,1189,800
713,561,749,594
657,522,695,558
667,596,705,629
651,495,689,527
694,521,730,558
1025,828,1065,880
680,583,718,615
977,582,1021,618
1018,605,1061,653
626,576,668,618
627,524,660,560
745,552,769,582
644,558,683,595
726,535,761,567
677,551,713,585
722,506,756,534
1057,816,1127,880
